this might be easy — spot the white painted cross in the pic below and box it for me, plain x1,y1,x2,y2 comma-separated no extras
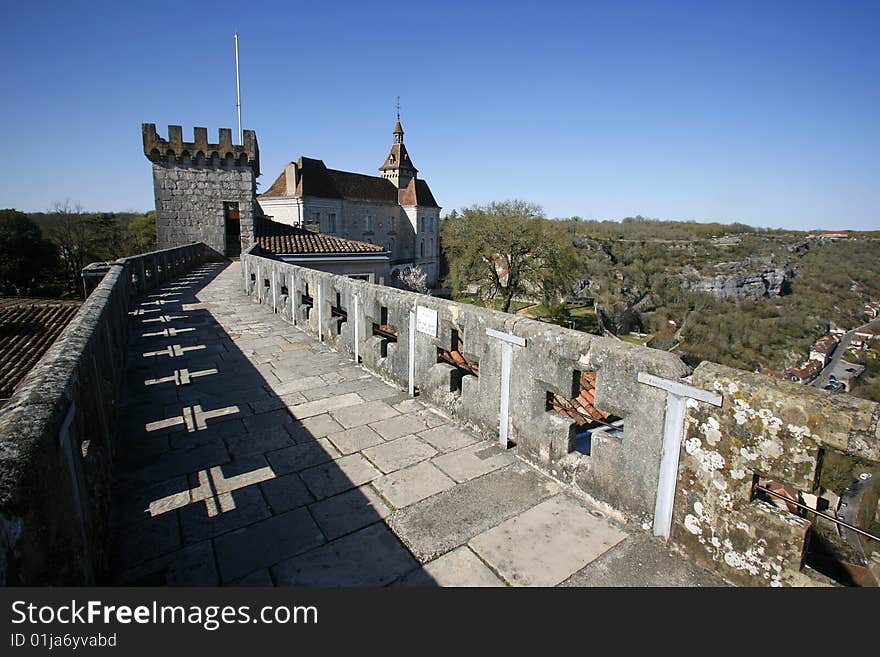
142,344,206,358
272,270,277,313
140,299,177,307
141,327,196,338
144,368,218,387
145,404,240,433
486,328,527,447
148,464,276,518
141,314,188,324
637,372,723,539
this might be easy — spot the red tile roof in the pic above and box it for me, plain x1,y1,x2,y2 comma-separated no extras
0,300,82,403
399,178,440,208
260,157,402,204
379,143,418,174
254,217,387,256
260,156,438,207
549,371,616,428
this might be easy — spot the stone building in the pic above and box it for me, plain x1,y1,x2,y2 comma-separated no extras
257,119,442,285
142,123,260,257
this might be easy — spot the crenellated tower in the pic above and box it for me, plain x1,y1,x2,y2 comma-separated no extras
142,123,260,257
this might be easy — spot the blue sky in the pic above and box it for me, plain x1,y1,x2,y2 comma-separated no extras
1,0,877,230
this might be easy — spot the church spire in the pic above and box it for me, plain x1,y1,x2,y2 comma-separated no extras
393,97,404,144
380,99,417,189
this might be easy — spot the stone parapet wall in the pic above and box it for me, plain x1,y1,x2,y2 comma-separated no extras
677,362,880,586
0,244,210,584
243,250,880,586
242,250,688,520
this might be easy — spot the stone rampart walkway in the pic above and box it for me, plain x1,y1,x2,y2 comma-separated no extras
110,261,725,586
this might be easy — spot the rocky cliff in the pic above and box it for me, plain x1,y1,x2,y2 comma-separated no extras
681,258,795,301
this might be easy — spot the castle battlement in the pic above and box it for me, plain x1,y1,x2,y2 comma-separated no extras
142,123,260,176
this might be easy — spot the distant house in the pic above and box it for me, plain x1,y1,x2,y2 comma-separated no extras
253,216,390,284
851,324,877,350
865,301,880,319
784,359,822,384
809,335,838,366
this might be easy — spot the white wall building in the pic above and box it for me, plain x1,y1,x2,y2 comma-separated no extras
257,119,442,285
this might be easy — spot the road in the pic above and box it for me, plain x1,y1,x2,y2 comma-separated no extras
812,330,854,389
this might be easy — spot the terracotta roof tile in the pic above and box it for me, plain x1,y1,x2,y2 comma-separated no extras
254,217,387,255
398,178,439,208
0,300,82,403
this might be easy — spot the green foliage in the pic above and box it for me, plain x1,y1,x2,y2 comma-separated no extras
126,211,157,254
442,200,579,313
0,209,59,296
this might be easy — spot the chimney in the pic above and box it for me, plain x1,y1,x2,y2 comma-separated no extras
284,162,298,195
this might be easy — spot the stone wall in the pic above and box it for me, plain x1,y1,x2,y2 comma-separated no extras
243,250,880,586
0,244,210,585
243,250,688,520
143,124,260,257
676,362,880,586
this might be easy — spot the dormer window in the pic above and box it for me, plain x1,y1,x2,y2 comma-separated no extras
389,154,396,164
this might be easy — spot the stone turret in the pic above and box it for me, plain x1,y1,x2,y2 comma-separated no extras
142,123,260,257
143,123,260,176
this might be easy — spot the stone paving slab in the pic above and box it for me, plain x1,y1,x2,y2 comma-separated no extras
369,413,433,440
362,435,437,473
213,508,326,582
330,400,399,429
469,495,627,587
299,453,382,500
373,461,457,509
309,485,391,540
396,546,507,587
120,540,219,586
388,463,562,561
265,439,339,475
271,524,418,587
560,532,728,587
431,442,516,483
418,424,479,452
260,473,314,514
327,425,385,455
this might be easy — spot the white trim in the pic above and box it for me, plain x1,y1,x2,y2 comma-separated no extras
486,328,527,347
637,372,722,539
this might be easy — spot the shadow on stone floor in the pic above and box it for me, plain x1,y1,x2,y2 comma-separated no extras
106,261,436,587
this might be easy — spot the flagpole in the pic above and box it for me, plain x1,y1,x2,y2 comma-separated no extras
234,32,242,144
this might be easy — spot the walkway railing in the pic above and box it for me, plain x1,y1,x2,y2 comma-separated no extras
0,243,211,584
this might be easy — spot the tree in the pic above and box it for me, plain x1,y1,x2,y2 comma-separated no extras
0,209,58,296
395,265,431,295
127,211,157,254
442,200,579,313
